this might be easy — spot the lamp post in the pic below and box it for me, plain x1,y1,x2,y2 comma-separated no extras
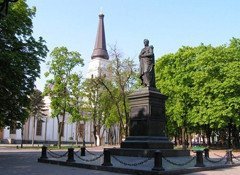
0,0,18,19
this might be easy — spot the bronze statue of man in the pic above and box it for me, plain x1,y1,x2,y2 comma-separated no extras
139,39,156,88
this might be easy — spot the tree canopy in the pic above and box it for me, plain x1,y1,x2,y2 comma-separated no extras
155,38,240,145
0,0,48,128
80,46,137,144
44,46,84,148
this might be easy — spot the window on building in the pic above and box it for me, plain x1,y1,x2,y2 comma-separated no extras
59,122,64,137
10,127,16,134
36,120,42,136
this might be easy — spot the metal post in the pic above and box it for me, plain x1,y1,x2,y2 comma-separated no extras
195,150,205,167
102,149,112,166
40,146,48,159
204,148,209,158
226,149,234,165
66,148,75,163
152,150,165,171
81,146,86,156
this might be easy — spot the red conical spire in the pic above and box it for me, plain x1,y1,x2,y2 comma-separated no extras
91,13,109,60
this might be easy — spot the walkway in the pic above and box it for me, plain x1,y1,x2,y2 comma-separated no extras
1,146,240,175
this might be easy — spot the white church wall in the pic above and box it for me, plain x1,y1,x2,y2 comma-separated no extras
86,57,110,79
3,127,9,139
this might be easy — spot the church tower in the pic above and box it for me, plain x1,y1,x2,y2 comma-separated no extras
86,13,109,78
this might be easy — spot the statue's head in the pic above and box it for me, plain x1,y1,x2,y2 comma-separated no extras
143,39,149,46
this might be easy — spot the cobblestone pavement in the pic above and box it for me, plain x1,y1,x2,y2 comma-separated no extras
1,146,240,175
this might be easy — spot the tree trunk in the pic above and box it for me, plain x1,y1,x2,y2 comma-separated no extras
228,122,232,149
174,136,177,146
205,125,211,146
100,130,105,146
58,129,62,148
125,111,129,137
113,126,117,145
119,123,123,144
21,126,24,148
202,134,206,145
188,133,192,148
122,90,129,137
31,115,36,147
75,122,79,145
82,121,86,147
232,124,237,149
181,127,186,150
57,115,65,149
93,126,97,146
232,125,240,149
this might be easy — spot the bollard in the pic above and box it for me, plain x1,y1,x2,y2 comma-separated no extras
66,148,75,163
81,146,86,156
226,149,234,165
102,149,112,166
204,148,209,158
152,150,165,171
195,150,205,167
40,146,48,159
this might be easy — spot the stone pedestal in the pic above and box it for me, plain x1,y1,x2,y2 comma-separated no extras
108,87,189,157
121,87,173,149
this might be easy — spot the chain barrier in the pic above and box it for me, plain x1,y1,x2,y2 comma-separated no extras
232,154,240,162
74,152,104,162
74,147,81,154
204,154,227,163
47,149,68,158
163,156,195,166
112,155,152,167
232,153,240,159
85,148,97,156
213,153,225,158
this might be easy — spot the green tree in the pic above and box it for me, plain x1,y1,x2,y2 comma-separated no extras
189,39,240,147
0,0,48,128
29,89,46,146
67,73,87,145
81,77,111,146
155,38,240,148
97,46,137,141
44,46,84,148
156,47,196,148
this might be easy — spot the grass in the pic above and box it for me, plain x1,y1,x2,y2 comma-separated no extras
191,145,207,152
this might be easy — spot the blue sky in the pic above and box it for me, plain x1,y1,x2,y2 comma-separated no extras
26,0,240,91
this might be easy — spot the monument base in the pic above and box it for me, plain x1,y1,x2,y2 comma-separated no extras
114,87,190,157
121,136,174,149
116,136,189,157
